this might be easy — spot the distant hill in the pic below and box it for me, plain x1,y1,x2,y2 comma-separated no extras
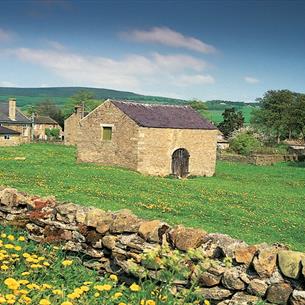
0,87,187,107
0,87,257,124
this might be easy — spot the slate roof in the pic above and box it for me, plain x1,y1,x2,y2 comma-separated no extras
0,126,20,135
34,116,58,125
111,100,217,130
0,102,31,124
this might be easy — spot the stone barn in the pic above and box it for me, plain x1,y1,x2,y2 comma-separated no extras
77,100,218,177
64,104,86,146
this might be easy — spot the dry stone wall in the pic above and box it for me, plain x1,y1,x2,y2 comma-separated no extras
0,187,304,305
218,153,296,166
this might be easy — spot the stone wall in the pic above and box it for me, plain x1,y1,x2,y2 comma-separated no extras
77,102,139,171
0,134,22,146
64,112,82,146
137,127,218,177
0,187,304,305
218,153,296,166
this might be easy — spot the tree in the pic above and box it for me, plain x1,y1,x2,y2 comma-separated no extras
218,108,244,138
187,99,208,112
34,99,64,128
251,90,302,143
63,90,102,118
292,94,305,140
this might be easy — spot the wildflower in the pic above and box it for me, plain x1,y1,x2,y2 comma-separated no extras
42,284,52,289
61,302,73,305
53,289,64,296
113,292,122,299
4,278,20,290
39,299,51,305
204,301,211,305
94,284,112,291
1,265,9,271
130,283,141,292
109,274,118,281
62,260,73,267
80,285,89,292
67,293,80,300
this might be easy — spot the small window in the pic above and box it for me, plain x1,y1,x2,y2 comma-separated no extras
102,126,112,141
4,135,10,140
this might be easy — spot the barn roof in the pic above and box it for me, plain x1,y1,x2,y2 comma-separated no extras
0,126,20,135
111,100,217,130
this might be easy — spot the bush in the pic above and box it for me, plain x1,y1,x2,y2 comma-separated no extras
230,132,262,156
45,128,60,140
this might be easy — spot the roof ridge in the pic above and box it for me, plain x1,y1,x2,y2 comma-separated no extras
110,99,190,108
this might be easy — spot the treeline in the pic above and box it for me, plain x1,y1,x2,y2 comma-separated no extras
24,91,102,128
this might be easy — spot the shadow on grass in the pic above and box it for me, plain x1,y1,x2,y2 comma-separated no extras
287,161,305,168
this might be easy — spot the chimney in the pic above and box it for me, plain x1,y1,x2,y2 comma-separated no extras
74,102,85,119
8,98,16,121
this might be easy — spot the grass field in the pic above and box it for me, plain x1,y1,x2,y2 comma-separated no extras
200,105,255,125
0,144,304,251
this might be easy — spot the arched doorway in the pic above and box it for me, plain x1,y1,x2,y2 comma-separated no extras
172,148,190,178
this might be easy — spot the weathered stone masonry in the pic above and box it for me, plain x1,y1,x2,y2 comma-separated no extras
0,187,304,305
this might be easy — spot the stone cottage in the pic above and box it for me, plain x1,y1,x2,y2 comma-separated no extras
0,98,32,143
76,100,218,177
33,115,62,140
64,104,86,145
0,125,22,146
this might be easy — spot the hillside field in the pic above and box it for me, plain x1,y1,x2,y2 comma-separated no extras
0,144,303,250
200,105,254,124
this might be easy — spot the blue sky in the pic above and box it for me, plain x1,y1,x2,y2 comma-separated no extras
0,0,305,101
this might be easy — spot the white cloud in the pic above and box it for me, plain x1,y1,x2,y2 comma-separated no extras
0,28,14,42
177,74,215,85
8,47,214,92
244,76,259,84
122,27,216,54
0,81,17,87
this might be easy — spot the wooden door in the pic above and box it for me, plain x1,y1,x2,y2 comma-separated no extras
172,148,190,178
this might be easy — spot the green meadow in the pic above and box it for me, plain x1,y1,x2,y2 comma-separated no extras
0,144,304,250
200,105,255,124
